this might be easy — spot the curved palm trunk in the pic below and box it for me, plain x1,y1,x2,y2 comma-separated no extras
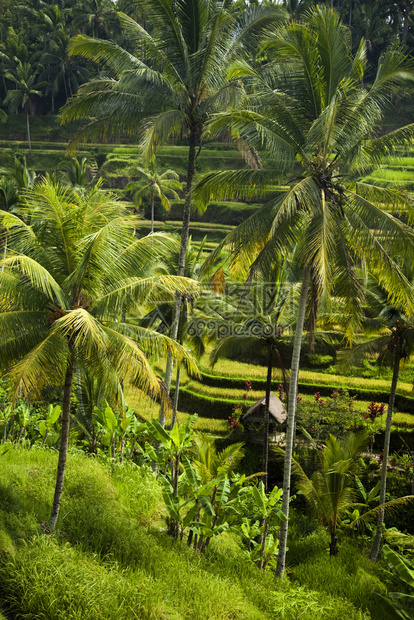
263,344,272,492
48,350,75,531
159,126,198,427
370,336,401,562
276,264,311,578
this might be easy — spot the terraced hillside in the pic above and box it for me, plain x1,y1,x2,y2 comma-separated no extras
2,115,413,234
126,350,414,446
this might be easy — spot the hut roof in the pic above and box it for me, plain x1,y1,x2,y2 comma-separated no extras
242,392,287,425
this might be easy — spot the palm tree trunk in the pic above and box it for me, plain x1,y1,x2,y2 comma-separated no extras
75,364,87,428
258,517,269,569
276,264,311,578
330,527,339,556
370,335,401,562
307,275,318,354
170,363,181,430
48,349,75,531
263,344,272,492
151,191,155,233
26,107,31,154
159,126,198,426
411,454,414,495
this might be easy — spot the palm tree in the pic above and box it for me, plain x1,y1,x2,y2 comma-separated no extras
0,156,37,191
343,285,414,562
4,62,47,153
61,0,286,423
39,30,90,110
58,156,90,188
0,156,36,268
194,6,414,576
126,159,182,232
72,0,120,39
290,432,368,556
0,179,198,530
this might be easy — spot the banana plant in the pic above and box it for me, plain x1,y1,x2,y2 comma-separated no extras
1,404,13,443
118,406,143,462
182,458,231,551
145,416,197,488
145,415,197,538
15,402,33,441
375,546,414,619
161,459,219,544
240,482,286,569
92,401,119,457
38,404,61,447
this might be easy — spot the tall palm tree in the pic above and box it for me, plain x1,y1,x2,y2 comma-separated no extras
0,180,198,530
4,62,47,153
194,6,414,576
343,284,414,562
72,0,120,39
39,30,90,110
126,159,182,232
61,0,286,423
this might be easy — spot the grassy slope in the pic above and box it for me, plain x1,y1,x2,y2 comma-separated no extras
0,447,374,620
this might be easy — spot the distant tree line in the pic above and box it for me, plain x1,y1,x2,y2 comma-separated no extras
0,0,413,119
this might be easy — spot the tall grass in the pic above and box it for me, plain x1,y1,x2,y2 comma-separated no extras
291,538,387,617
0,446,381,619
0,448,294,619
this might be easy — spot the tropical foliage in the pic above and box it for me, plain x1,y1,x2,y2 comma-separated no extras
195,5,414,576
0,179,197,527
1,3,414,619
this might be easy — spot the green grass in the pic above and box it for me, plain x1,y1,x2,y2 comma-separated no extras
196,349,414,398
365,168,414,180
0,446,373,620
289,536,385,618
125,390,229,435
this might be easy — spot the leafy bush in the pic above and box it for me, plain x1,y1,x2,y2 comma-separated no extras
296,389,361,439
303,354,335,369
287,526,330,566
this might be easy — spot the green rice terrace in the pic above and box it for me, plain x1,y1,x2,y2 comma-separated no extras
3,3,414,620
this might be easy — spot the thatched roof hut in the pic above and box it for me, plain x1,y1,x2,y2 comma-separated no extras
241,392,287,426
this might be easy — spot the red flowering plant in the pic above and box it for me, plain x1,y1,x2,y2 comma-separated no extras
365,402,386,422
296,388,360,440
363,402,385,453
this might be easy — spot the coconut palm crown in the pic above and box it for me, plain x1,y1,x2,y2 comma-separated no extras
0,179,198,529
61,0,287,422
